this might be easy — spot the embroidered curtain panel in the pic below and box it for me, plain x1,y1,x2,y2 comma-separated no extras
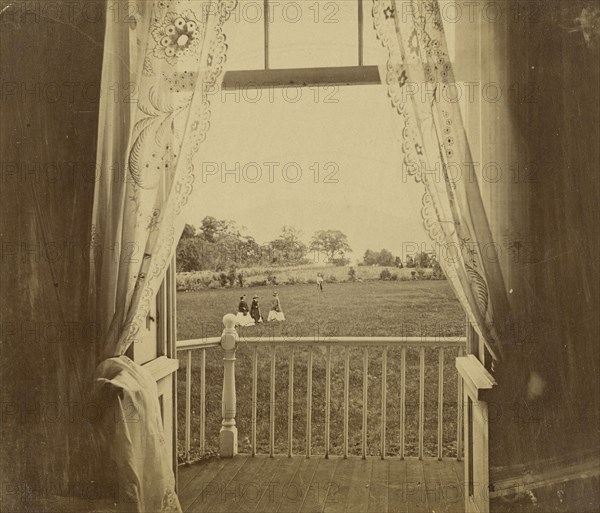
90,0,235,361
373,0,512,361
89,1,236,511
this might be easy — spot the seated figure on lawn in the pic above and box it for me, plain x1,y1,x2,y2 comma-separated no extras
236,295,255,327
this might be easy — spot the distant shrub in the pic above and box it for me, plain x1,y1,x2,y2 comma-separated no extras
411,270,417,280
227,267,237,287
390,273,398,281
416,268,425,279
432,260,446,280
380,268,392,280
249,279,268,287
328,274,338,283
237,272,244,287
208,280,220,289
332,257,350,266
348,267,357,282
219,273,228,287
266,270,278,285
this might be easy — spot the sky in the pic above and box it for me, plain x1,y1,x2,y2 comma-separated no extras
183,1,457,262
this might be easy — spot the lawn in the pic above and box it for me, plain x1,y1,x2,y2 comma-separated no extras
176,280,466,462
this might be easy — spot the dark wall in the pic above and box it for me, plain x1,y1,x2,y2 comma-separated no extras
0,2,104,510
488,1,599,510
453,0,598,509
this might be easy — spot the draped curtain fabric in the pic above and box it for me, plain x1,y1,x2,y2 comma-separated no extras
90,0,236,361
92,356,182,512
373,0,511,361
89,1,236,511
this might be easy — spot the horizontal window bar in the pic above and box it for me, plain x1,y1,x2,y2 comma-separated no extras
222,65,381,90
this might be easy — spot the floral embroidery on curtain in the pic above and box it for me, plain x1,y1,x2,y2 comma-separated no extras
373,0,511,361
90,0,236,361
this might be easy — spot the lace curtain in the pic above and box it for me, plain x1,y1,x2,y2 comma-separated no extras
89,1,236,511
373,0,511,361
90,0,235,361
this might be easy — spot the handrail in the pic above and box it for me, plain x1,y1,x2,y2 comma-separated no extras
177,320,466,463
177,336,466,349
176,337,221,351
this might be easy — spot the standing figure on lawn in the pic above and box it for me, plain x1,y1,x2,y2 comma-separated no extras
316,273,324,292
236,295,255,327
250,295,263,323
267,291,285,322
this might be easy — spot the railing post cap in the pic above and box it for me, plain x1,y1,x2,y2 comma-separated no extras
223,313,237,330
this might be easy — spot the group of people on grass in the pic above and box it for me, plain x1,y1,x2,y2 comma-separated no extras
235,274,325,327
235,291,285,327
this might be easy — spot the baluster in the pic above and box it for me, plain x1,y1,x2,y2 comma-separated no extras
288,349,294,458
381,346,387,459
457,345,464,461
200,348,206,456
185,349,192,462
270,346,276,457
252,345,258,456
362,347,368,459
325,345,331,458
400,346,406,459
306,346,313,458
220,314,238,457
418,347,425,460
343,345,349,459
438,347,444,460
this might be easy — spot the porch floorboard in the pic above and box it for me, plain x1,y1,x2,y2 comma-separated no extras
178,455,464,513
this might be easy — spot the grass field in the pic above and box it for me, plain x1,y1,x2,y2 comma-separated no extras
176,280,466,462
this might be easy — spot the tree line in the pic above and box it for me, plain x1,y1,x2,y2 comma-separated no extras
361,248,437,269
176,217,353,272
177,216,441,274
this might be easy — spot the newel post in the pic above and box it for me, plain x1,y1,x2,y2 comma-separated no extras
220,313,238,457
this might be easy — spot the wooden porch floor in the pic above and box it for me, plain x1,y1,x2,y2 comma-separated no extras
178,455,465,513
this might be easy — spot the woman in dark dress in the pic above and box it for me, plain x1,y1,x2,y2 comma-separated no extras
250,295,262,323
236,295,255,326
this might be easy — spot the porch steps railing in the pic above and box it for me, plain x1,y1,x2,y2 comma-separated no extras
177,314,465,462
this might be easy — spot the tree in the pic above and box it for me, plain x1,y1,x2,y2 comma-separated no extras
378,249,395,267
181,223,196,239
199,216,239,243
414,252,432,268
270,226,307,264
309,230,352,263
237,236,261,267
176,238,201,272
198,216,220,243
363,249,379,266
363,248,396,267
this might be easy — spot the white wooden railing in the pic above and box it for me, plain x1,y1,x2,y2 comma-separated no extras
177,313,465,462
